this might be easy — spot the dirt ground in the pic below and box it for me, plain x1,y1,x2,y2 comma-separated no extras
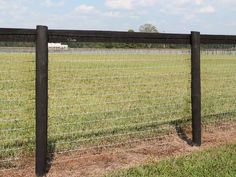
1,122,236,177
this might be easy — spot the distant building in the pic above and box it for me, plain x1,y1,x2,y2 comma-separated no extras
48,43,68,49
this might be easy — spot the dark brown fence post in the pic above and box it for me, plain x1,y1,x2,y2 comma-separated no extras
191,31,201,146
36,25,48,176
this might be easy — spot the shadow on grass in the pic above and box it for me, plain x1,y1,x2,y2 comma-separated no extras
170,119,193,146
174,122,193,146
170,111,236,147
46,140,56,173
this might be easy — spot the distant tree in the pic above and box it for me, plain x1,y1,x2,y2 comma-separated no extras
139,24,158,33
139,24,158,48
128,29,135,32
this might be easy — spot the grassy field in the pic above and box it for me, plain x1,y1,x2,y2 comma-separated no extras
105,142,236,177
0,50,235,168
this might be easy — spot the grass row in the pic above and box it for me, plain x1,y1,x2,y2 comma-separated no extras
105,143,236,177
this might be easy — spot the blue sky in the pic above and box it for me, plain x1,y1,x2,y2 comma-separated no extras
0,0,235,34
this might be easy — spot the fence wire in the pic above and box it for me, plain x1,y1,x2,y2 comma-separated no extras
48,46,191,158
1,40,236,175
0,46,35,172
201,44,236,131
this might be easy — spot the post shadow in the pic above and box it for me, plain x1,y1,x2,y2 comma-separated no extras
46,140,56,173
170,119,193,146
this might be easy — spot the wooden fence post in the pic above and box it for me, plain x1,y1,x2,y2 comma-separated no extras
191,31,201,146
36,25,48,176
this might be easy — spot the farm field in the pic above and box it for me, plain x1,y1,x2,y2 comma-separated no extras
0,49,236,170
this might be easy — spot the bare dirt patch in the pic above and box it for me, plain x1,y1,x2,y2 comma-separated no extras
1,123,236,177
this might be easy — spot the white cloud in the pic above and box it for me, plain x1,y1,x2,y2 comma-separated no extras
137,0,158,7
173,0,190,8
105,0,133,9
75,4,95,13
104,11,122,17
194,0,205,5
42,0,65,7
199,5,216,13
105,0,158,10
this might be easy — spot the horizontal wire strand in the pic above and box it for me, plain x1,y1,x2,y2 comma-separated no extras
49,118,180,138
49,80,189,95
49,95,187,109
49,110,185,128
49,103,188,119
49,92,188,103
49,58,189,63
53,133,173,155
50,72,188,82
49,65,188,72
0,126,34,133
51,121,181,146
0,79,34,83
0,107,34,113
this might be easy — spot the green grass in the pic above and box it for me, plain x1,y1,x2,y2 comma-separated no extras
0,51,236,168
47,53,191,151
105,143,236,177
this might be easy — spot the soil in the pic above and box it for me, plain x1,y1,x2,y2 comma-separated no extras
1,123,236,177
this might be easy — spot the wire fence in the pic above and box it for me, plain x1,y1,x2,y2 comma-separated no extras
201,45,236,132
48,47,191,156
0,48,35,171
